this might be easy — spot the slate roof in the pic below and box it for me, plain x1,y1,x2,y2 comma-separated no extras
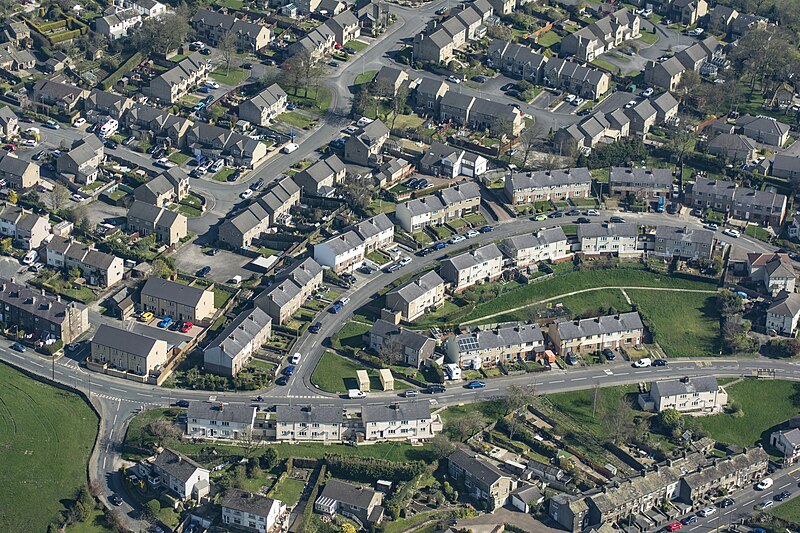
441,243,502,272
449,448,508,486
276,404,342,424
0,153,35,177
92,323,161,357
361,401,432,423
452,323,544,354
221,489,282,516
319,479,379,509
501,227,567,254
369,319,434,352
610,167,672,188
0,278,82,326
556,311,644,341
141,276,210,308
354,213,393,241
317,230,364,256
243,83,287,110
438,181,480,204
509,167,592,191
187,402,256,424
655,225,714,245
737,114,790,138
651,376,720,398
151,448,207,482
386,271,444,304
205,306,271,360
577,222,639,239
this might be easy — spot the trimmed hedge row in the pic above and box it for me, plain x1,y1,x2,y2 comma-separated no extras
101,51,143,90
323,454,425,483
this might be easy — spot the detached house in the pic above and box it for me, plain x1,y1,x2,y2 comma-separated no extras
134,167,190,207
57,135,104,185
238,83,287,126
324,9,360,45
747,253,796,296
440,243,504,292
32,78,88,112
448,449,517,511
122,104,193,147
221,489,287,533
127,201,188,246
385,270,445,322
771,428,800,466
344,119,389,166
191,9,272,52
95,9,142,39
0,106,19,137
204,306,272,377
767,291,800,337
550,312,644,355
139,448,210,501
737,114,790,147
708,133,757,163
373,66,408,95
367,320,436,367
315,480,384,526
646,376,727,414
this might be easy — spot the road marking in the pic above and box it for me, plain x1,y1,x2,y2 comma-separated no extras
103,457,107,470
604,369,613,375
110,387,126,393
742,499,754,506
28,360,43,368
550,380,564,384
570,377,587,381
780,482,791,489
616,372,629,376
634,370,648,374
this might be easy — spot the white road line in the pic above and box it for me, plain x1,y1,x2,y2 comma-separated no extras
110,387,126,393
103,457,107,470
571,377,587,381
616,372,629,376
28,360,43,368
743,499,754,506
780,482,791,489
550,380,564,384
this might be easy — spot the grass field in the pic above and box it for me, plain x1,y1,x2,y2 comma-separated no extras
209,66,250,86
698,380,800,448
354,70,377,86
277,111,317,129
771,494,800,524
0,362,99,533
462,267,716,323
488,288,633,324
268,477,305,506
310,351,372,393
546,385,639,438
627,290,720,358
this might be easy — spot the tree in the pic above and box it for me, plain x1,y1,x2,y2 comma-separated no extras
131,14,191,55
717,289,744,317
668,126,696,168
378,335,404,366
146,419,181,441
657,408,682,433
49,184,69,212
259,447,278,470
7,189,17,204
428,433,456,460
446,411,486,441
339,173,375,215
504,383,536,415
281,50,311,96
390,84,410,131
0,237,12,255
143,499,161,518
353,87,376,118
601,395,635,445
487,24,512,40
236,428,266,460
341,523,357,533
519,121,546,168
220,31,236,76
677,70,702,102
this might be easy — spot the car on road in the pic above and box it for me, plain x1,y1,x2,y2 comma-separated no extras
609,216,626,223
465,381,486,389
680,516,697,525
140,312,154,322
44,119,60,129
33,150,45,160
276,375,289,385
427,384,446,393
240,189,254,200
447,75,462,84
641,88,654,97
433,241,448,250
757,478,774,490
242,62,253,69
775,491,791,501
330,302,343,313
10,342,26,352
449,235,466,244
480,225,493,233
697,507,715,517
71,193,84,202
22,139,37,147
586,209,600,216
666,522,682,532
109,495,123,506
282,142,299,154
197,266,211,278
72,117,86,127
158,317,173,328
652,359,669,366
284,365,296,376
180,321,193,333
576,217,591,224
290,352,302,364
566,209,581,216
404,390,420,397
309,322,322,334
719,498,734,508
176,399,190,408
761,500,774,510
722,228,740,238
549,211,564,218
533,213,547,221
104,139,118,149
704,223,719,230
633,357,652,368
465,230,479,238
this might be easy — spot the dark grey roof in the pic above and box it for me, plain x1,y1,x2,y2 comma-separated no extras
439,182,480,205
509,168,592,191
655,225,714,245
221,489,282,516
205,306,271,360
361,401,431,423
449,448,508,486
0,154,35,177
368,319,434,352
316,230,364,256
151,448,207,482
276,405,342,424
610,167,673,188
768,291,800,318
681,448,768,490
452,323,543,354
0,278,83,326
386,271,444,304
354,213,393,241
141,277,209,308
556,312,644,341
577,222,639,239
441,243,502,272
92,324,161,357
501,227,567,254
187,402,256,424
318,479,379,510
651,376,720,398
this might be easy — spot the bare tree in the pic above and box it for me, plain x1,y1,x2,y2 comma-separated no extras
236,428,266,460
519,121,546,168
340,173,375,215
601,395,635,445
390,84,410,131
428,433,456,460
446,411,486,442
379,335,404,366
49,183,69,212
504,383,536,415
220,31,236,76
146,419,181,442
668,125,695,168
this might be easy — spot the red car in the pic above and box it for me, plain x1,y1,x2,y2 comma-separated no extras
667,523,682,532
180,321,193,333
3,144,16,151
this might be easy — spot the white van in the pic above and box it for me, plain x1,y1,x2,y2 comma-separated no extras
348,389,367,399
22,250,38,265
339,296,350,306
209,159,224,173
282,142,299,154
633,358,652,368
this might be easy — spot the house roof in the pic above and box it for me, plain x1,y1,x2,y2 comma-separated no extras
221,489,283,516
449,448,508,486
0,278,81,327
577,222,639,239
509,167,592,191
452,323,544,354
655,225,714,245
141,276,210,308
33,78,86,104
501,227,567,254
369,319,434,352
318,479,379,510
386,270,444,305
205,306,271,360
441,243,502,272
244,83,287,111
709,133,757,152
439,181,480,204
0,153,35,177
610,167,673,188
91,323,162,358
317,230,364,256
276,404,342,424
651,376,720,398
362,401,431,423
773,428,800,447
737,114,790,137
187,402,256,424
354,213,393,241
151,448,207,482
556,311,644,341
295,155,345,186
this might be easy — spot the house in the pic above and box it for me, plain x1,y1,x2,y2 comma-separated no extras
324,9,361,45
314,231,365,273
789,215,800,241
292,155,346,196
367,319,436,367
549,493,590,532
126,201,188,246
385,270,445,322
736,114,790,147
499,227,570,268
204,306,272,377
560,8,641,62
527,459,565,482
0,43,35,72
145,52,211,104
510,484,545,514
221,489,287,533
489,40,547,83
1,21,31,46
84,89,134,122
549,312,644,355
260,174,301,226
186,122,268,168
747,253,796,296
652,92,680,124
134,167,190,207
395,181,481,232
653,226,714,260
356,0,384,28
288,26,336,61
770,428,800,466
555,110,631,152
609,167,672,200
0,106,19,137
708,133,757,163
448,449,517,511
373,66,408,96
361,402,441,442
418,142,487,178
121,104,193,146
315,479,384,526
440,243,504,292
772,145,800,180
445,323,545,369
731,12,768,36
140,276,216,323
44,236,125,288
625,99,658,136
374,157,414,187
191,9,272,52
685,178,787,226
255,258,323,324
543,57,611,100
413,28,457,63
0,152,40,190
645,57,685,92
0,204,51,250
32,78,89,112
0,279,88,343
505,168,592,205
439,93,524,136
129,0,168,17
661,0,708,25
139,448,210,501
354,213,394,253
57,135,104,185
578,222,640,256
676,448,769,506
90,324,168,377
344,119,389,166
187,402,257,439
414,78,449,113
766,291,800,336
646,376,727,414
95,9,142,39
709,5,739,34
238,83,287,126
274,405,344,442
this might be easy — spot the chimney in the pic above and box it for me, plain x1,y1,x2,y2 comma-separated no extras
641,469,647,477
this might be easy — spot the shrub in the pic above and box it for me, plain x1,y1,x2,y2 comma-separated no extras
323,454,425,482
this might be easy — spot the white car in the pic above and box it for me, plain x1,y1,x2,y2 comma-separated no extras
205,81,220,89
586,209,600,216
344,126,358,134
290,352,302,365
642,8,652,17
22,250,37,265
756,478,774,490
722,228,740,238
240,189,253,200
564,94,576,104
625,100,637,109
466,230,479,238
398,256,411,267
633,358,651,368
22,139,37,147
447,75,462,84
573,97,585,106
282,142,299,154
698,507,715,517
704,223,719,231
356,117,373,127
209,159,224,173
71,193,84,202
72,117,86,127
641,88,654,97
449,235,466,244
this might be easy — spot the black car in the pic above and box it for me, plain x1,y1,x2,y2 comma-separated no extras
576,217,591,224
200,48,211,55
33,150,45,161
652,359,669,366
681,516,697,525
775,491,791,502
566,209,581,216
609,216,626,223
507,89,521,99
208,248,220,256
309,322,322,334
104,139,118,150
176,399,190,408
719,498,735,508
427,384,446,393
471,75,487,83
109,495,123,506
344,47,357,54
667,202,679,214
549,211,564,218
602,348,616,361
242,62,253,69
418,247,434,256
250,177,264,191
276,375,289,385
501,83,516,91
197,265,211,278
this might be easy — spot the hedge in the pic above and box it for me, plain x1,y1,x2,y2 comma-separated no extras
323,454,425,483
101,51,144,90
49,29,83,44
300,464,326,533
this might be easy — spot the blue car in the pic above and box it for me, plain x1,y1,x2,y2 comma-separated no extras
465,381,486,389
287,103,296,110
10,342,26,352
330,303,343,314
480,226,494,233
433,242,448,251
284,365,296,376
158,317,173,328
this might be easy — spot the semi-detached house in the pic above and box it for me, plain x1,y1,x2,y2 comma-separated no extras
203,306,272,377
237,83,287,127
549,311,644,355
191,9,272,52
95,9,141,39
84,88,134,122
395,181,481,232
647,376,727,414
578,222,640,256
440,243,503,292
314,213,394,273
44,236,124,288
448,448,517,511
0,152,40,190
187,402,257,439
221,489,287,533
609,167,673,200
32,78,89,112
57,135,104,185
766,291,800,336
505,167,592,205
560,8,640,62
367,319,436,367
127,200,188,246
385,270,445,322
292,155,346,196
418,141,487,178
499,227,570,268
255,257,323,325
139,448,210,502
445,323,545,369
144,52,211,104
0,204,51,250
653,226,714,260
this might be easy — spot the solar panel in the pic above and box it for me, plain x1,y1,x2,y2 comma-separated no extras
459,337,480,352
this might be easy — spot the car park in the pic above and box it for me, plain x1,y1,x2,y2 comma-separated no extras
465,381,486,389
158,317,173,328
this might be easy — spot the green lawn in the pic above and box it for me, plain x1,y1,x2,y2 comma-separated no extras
391,113,425,131
546,385,639,438
212,168,235,182
178,204,201,217
345,40,368,52
277,111,317,129
365,250,391,265
67,508,115,533
462,267,716,323
536,31,562,48
354,70,377,86
220,0,244,7
168,151,190,165
745,224,772,242
209,66,250,86
637,31,659,45
591,58,618,72
311,351,371,393
383,511,442,533
334,321,372,350
698,380,800,448
213,288,233,308
771,494,800,524
0,362,99,533
288,86,333,115
268,477,305,506
627,290,720,358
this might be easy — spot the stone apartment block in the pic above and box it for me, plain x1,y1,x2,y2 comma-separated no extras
505,168,592,204
385,270,445,322
0,279,88,343
550,312,644,355
204,306,272,377
440,243,504,292
446,323,545,369
90,324,168,377
140,276,216,323
499,227,570,269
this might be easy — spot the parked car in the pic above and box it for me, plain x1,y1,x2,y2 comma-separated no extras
533,213,547,221
576,217,591,224
330,302,343,313
32,150,45,160
641,88,654,97
290,352,302,364
698,507,715,517
722,228,740,238
465,381,486,389
276,376,289,385
282,142,299,154
180,321,193,333
586,209,600,216
140,312,154,322
309,322,322,334
433,241,448,250
602,348,616,361
22,139,37,147
240,189,254,200
566,209,581,216
757,478,774,490
242,62,252,69
549,211,564,218
72,117,86,127
404,390,420,397
109,495,123,506
761,500,774,510
624,100,637,109
447,75,462,84
284,365,296,376
10,342,26,352
680,516,697,526
205,80,220,89
158,317,173,328
465,230,479,238
480,226,493,233
44,119,59,129
609,216,626,223
197,266,211,277
666,522,682,532
427,384,446,393
652,359,669,366
633,357,652,368
449,235,465,244
704,223,719,231
719,498,735,508
775,491,791,502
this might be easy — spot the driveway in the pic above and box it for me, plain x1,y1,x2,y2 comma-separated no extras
172,242,253,283
0,256,33,284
